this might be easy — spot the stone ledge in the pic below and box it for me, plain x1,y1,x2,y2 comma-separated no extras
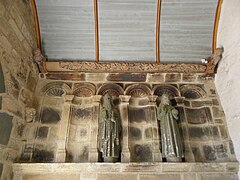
12,162,239,174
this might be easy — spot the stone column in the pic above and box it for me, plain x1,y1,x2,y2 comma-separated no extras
55,94,74,162
148,95,162,162
89,95,101,162
119,95,131,163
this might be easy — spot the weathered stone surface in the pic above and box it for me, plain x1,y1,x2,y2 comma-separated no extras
131,144,152,162
214,119,223,124
198,174,237,180
32,149,54,163
23,174,80,180
212,107,224,118
139,174,181,180
98,174,137,180
191,101,213,107
27,71,37,92
165,73,181,82
147,73,164,82
129,127,141,140
192,147,204,162
212,99,219,105
214,144,228,159
79,146,89,162
185,107,212,124
0,112,13,145
178,107,185,122
0,96,2,109
189,127,210,140
203,145,217,161
0,63,5,93
0,163,3,178
212,126,220,139
183,174,197,180
229,141,235,155
182,74,196,82
37,126,49,138
46,73,85,81
129,107,147,123
145,128,152,139
107,73,146,82
184,100,190,107
72,107,92,121
17,123,25,137
41,107,61,124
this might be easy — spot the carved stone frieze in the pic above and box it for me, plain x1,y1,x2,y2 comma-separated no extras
73,83,96,97
126,84,151,98
97,84,124,97
44,61,207,73
153,84,180,99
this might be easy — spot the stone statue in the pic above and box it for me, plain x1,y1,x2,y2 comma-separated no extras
157,94,184,162
98,93,121,162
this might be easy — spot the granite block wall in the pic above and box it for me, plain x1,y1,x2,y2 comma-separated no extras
0,0,38,179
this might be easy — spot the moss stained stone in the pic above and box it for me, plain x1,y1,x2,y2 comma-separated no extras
203,145,217,161
185,107,212,124
132,144,152,162
0,63,5,93
0,163,3,178
0,112,13,145
41,107,61,124
129,127,141,140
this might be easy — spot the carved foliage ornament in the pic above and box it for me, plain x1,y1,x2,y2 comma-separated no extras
57,62,207,73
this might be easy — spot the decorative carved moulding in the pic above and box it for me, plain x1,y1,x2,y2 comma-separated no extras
35,48,223,74
44,61,207,73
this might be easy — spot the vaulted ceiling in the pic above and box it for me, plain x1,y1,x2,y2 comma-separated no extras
34,0,221,63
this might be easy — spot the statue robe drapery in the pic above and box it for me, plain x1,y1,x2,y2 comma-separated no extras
157,103,184,161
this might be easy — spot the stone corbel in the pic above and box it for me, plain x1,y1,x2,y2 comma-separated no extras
148,95,162,162
33,48,47,73
119,95,131,163
204,47,224,75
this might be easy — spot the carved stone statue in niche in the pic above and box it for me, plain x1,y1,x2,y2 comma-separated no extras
98,93,121,162
157,94,184,162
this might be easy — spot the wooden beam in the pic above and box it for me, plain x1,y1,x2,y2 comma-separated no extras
212,0,223,53
31,0,41,50
94,0,99,62
156,0,161,63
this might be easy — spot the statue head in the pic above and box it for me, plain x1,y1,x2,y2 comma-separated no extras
102,93,113,110
160,93,170,105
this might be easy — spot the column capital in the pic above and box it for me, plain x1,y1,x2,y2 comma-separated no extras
119,95,131,102
63,94,74,102
148,95,158,103
174,96,185,105
92,95,102,102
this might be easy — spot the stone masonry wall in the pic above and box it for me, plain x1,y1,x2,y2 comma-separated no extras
0,0,38,179
21,72,237,167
